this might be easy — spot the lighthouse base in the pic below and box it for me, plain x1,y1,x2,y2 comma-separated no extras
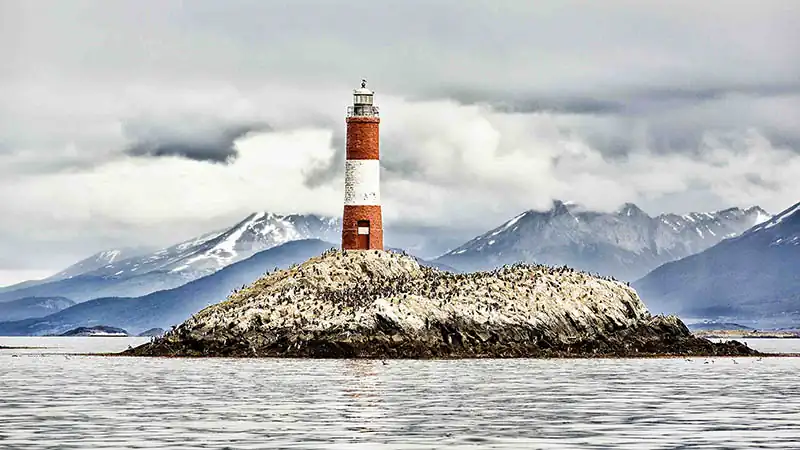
342,205,383,250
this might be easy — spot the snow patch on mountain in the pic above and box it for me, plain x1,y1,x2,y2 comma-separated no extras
76,213,340,282
437,200,771,280
634,200,800,323
48,247,153,281
754,202,800,232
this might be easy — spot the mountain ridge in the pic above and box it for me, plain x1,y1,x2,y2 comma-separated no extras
0,213,341,304
0,239,337,336
633,200,800,326
435,200,769,280
0,296,76,322
0,201,774,308
0,239,454,336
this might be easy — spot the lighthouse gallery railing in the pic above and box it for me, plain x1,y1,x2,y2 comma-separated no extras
347,106,380,117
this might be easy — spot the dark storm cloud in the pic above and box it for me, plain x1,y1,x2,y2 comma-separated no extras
123,120,270,164
439,89,627,115
744,173,781,191
499,98,626,115
763,130,800,152
442,82,800,117
633,83,800,103
435,81,800,162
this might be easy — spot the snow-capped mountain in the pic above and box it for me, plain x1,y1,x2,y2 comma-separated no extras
48,247,153,281
0,247,152,294
0,213,341,303
435,200,770,280
0,239,461,336
744,201,800,246
83,213,340,280
0,239,337,336
634,201,799,325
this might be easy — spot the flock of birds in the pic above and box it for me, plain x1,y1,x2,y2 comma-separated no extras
176,247,638,338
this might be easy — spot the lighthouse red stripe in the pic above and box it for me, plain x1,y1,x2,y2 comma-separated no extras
345,117,380,160
342,205,383,250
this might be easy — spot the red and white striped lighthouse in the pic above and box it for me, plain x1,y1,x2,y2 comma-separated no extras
342,80,383,251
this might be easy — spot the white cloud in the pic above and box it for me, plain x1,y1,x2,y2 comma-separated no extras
0,0,798,277
3,93,796,241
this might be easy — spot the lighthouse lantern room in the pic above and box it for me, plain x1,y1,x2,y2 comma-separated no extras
342,80,383,251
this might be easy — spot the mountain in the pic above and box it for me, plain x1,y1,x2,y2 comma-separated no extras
138,328,165,337
0,239,337,336
79,213,340,279
0,213,341,304
435,200,770,281
0,248,151,294
685,321,754,332
0,296,75,322
382,224,479,260
634,201,800,325
48,247,154,281
0,211,469,304
386,247,459,273
0,279,47,294
0,239,462,336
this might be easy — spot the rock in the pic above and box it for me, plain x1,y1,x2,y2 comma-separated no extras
125,249,758,358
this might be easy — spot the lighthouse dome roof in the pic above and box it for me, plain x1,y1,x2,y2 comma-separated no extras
353,87,373,95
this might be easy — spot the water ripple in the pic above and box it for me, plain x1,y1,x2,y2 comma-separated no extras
1,337,799,449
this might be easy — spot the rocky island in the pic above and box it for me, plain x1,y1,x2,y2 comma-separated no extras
125,249,756,358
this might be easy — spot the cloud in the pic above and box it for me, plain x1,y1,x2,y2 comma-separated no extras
123,118,270,164
0,0,799,277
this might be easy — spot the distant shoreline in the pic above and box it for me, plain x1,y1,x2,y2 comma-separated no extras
0,346,46,349
694,330,800,339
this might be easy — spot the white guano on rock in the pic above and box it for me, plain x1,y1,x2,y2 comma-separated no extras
174,249,649,348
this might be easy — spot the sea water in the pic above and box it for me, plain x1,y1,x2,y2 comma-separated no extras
1,337,799,449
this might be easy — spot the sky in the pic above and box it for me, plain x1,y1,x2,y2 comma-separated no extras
1,0,799,284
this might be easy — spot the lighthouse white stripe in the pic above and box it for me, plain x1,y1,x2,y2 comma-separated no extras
344,160,380,205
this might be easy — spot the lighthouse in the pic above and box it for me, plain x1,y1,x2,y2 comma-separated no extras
342,80,383,250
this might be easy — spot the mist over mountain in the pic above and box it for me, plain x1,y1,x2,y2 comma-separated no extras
436,200,770,281
634,201,800,327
